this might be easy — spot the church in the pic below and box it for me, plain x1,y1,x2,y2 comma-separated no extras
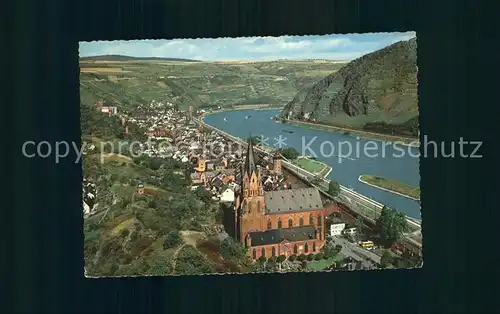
233,138,327,260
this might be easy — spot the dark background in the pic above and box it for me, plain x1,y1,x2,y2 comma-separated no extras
2,0,493,313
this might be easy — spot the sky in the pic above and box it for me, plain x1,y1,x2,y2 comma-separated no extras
79,31,416,62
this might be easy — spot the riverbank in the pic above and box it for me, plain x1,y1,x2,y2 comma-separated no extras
292,156,332,178
201,109,422,220
196,116,422,238
358,175,420,201
283,119,420,147
199,105,283,118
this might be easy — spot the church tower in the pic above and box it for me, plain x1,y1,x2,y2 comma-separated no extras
236,137,266,243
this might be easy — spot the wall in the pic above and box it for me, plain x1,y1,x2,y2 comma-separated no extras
248,239,326,260
264,209,325,232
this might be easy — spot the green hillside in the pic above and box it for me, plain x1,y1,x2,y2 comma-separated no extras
280,38,419,137
81,97,258,276
79,58,346,112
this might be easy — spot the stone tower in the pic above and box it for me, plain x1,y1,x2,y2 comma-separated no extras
272,151,282,174
188,105,193,121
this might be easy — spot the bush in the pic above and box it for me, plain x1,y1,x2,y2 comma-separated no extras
315,253,324,261
157,227,170,237
120,229,130,237
163,230,183,249
307,253,315,261
148,198,157,208
258,256,267,263
297,254,306,262
130,231,138,241
323,253,329,260
130,237,153,256
335,244,343,252
288,254,297,262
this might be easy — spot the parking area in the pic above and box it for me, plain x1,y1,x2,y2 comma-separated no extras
329,236,381,266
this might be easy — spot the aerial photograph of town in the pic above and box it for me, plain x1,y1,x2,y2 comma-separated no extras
80,32,422,277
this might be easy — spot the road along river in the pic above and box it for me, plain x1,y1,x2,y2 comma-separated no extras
203,109,421,220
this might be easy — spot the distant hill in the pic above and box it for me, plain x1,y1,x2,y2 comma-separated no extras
280,38,419,137
79,59,345,111
80,55,201,62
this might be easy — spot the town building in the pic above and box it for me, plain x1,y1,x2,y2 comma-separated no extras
101,106,118,115
343,227,357,236
95,100,118,115
188,105,193,119
145,129,169,137
330,218,346,236
231,138,327,260
220,188,235,203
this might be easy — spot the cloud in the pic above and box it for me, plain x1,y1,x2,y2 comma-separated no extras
79,32,416,61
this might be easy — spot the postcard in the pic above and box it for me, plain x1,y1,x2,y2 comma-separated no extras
80,32,422,277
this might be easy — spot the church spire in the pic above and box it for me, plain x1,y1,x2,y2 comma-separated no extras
244,135,257,175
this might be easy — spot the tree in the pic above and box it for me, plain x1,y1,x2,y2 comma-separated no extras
265,256,278,272
163,230,183,249
148,157,163,171
355,216,365,237
195,186,212,203
297,254,306,262
307,253,315,261
279,147,300,160
322,245,332,258
148,197,158,209
147,253,174,276
267,256,277,263
315,253,324,261
288,254,297,262
276,255,286,263
220,238,247,261
376,206,409,245
175,245,216,275
300,261,308,270
328,181,341,197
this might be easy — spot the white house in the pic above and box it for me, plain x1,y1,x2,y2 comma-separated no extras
343,227,357,236
330,222,346,236
219,188,235,203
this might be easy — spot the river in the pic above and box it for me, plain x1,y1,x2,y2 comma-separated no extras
203,109,421,219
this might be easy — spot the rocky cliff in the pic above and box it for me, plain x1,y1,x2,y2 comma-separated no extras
280,38,418,137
